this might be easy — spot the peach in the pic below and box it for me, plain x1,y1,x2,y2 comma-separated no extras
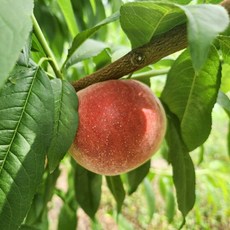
70,79,166,175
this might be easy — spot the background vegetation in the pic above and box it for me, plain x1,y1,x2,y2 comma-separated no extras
0,0,230,229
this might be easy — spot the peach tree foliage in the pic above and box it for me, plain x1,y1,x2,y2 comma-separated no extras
0,0,229,229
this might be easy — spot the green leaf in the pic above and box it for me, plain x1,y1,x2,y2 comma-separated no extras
166,190,175,223
165,115,195,224
220,63,230,93
117,215,134,230
93,49,111,70
57,0,79,37
24,168,60,227
179,4,229,71
47,79,78,172
33,1,68,59
0,65,54,229
20,225,42,230
161,47,221,151
0,0,34,88
58,204,77,230
197,145,205,166
106,176,125,213
19,33,33,67
218,36,230,65
228,122,230,157
58,191,78,230
127,160,150,195
74,164,102,219
64,11,119,68
66,39,109,68
57,162,78,230
120,2,186,48
170,0,191,3
143,178,155,222
217,91,230,116
159,177,167,199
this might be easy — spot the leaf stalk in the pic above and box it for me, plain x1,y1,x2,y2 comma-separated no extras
32,15,63,79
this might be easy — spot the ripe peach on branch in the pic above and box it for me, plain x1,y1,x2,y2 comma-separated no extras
71,80,166,175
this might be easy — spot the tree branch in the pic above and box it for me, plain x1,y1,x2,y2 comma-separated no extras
72,0,230,92
221,0,230,14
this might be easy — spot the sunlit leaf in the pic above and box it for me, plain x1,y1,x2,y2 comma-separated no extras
143,178,155,222
161,47,221,151
57,0,79,37
0,0,34,88
66,39,109,68
179,4,229,71
33,1,70,58
120,2,186,48
159,177,167,199
106,176,125,213
64,11,119,67
220,63,230,93
0,65,54,229
47,79,78,173
170,0,191,3
218,35,230,64
228,122,230,157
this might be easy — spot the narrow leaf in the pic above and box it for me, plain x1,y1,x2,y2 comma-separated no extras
127,160,150,195
166,115,195,223
221,63,230,93
66,39,109,68
24,168,60,227
58,204,77,230
228,122,230,157
117,215,134,230
143,178,155,222
65,11,119,67
161,47,221,151
179,4,229,71
217,91,230,116
120,2,186,48
0,0,34,88
159,177,167,199
166,190,175,223
57,0,79,37
217,91,230,157
74,164,102,219
58,191,78,230
47,79,78,172
218,36,230,64
106,176,125,213
0,65,54,229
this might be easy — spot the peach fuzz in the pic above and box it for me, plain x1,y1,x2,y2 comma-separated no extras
70,79,166,175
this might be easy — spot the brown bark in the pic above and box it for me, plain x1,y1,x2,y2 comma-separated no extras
72,0,230,92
